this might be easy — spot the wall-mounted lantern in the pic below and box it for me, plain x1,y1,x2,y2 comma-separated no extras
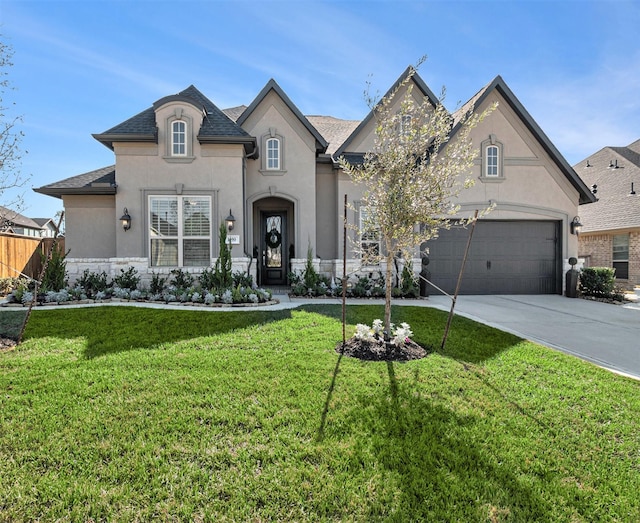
570,216,582,236
120,208,132,231
225,209,236,231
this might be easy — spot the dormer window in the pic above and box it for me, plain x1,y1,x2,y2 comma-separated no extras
164,110,194,163
266,137,280,170
172,120,186,156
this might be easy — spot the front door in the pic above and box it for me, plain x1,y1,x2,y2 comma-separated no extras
261,212,287,286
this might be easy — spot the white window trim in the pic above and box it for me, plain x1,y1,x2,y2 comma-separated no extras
266,137,280,170
148,195,212,267
358,204,381,265
164,111,195,163
485,145,499,177
260,128,286,174
480,135,505,182
172,120,187,157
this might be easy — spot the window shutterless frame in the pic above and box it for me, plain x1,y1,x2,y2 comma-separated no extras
149,195,211,267
172,120,187,156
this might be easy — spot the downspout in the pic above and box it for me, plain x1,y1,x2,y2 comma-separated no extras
243,143,258,275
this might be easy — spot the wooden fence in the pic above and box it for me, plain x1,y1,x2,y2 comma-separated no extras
0,233,65,280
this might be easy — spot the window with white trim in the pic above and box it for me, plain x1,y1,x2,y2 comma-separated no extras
613,233,629,279
485,145,499,177
359,206,380,263
149,195,211,267
399,114,412,138
172,120,186,156
266,137,280,170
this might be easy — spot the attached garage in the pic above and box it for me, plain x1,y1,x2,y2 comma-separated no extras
426,220,562,295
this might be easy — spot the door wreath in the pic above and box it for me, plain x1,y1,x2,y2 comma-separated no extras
266,227,282,249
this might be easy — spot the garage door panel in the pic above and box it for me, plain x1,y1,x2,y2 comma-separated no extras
426,221,561,295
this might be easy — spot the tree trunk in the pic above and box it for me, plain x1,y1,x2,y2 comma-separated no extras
384,248,393,342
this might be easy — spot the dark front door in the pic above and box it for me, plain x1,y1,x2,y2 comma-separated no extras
261,212,287,286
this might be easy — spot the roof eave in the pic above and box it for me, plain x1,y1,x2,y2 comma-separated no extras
197,135,258,158
33,186,117,199
451,76,597,206
238,79,328,153
92,132,158,150
335,67,439,159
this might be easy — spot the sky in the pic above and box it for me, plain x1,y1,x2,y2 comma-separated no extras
1,0,640,220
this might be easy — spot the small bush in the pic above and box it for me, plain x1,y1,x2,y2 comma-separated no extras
579,267,616,298
150,272,167,295
0,277,29,297
113,267,140,291
40,247,68,292
77,269,109,298
170,269,194,291
233,271,254,288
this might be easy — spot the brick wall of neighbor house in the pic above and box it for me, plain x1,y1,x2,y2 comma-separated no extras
579,232,640,286
630,231,640,286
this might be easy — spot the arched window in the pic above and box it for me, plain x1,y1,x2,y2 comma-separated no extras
486,145,499,177
266,137,280,170
172,120,186,156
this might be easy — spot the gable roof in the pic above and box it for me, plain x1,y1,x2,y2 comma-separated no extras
34,165,117,199
0,205,43,231
451,75,596,206
574,140,640,233
334,66,440,159
237,79,328,154
93,85,257,156
305,116,360,156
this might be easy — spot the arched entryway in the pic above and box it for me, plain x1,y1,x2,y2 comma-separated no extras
253,197,294,287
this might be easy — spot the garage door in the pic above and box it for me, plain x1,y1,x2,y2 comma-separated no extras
425,221,561,295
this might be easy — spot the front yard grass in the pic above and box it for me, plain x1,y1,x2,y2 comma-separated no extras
1,304,639,522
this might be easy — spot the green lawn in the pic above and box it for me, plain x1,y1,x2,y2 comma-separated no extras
1,304,639,522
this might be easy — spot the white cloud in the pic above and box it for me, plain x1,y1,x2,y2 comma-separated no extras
521,50,640,164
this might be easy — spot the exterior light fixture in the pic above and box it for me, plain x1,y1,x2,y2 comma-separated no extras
630,182,636,196
225,209,236,231
120,208,132,231
570,216,582,236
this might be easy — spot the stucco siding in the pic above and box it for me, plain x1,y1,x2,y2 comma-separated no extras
241,91,318,256
316,165,338,259
110,100,246,263
63,195,116,258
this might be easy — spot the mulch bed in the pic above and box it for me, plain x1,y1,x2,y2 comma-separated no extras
336,337,430,361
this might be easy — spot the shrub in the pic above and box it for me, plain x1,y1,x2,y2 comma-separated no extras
233,271,254,288
0,277,29,297
150,271,167,295
170,269,194,291
400,261,419,298
40,247,68,292
77,269,109,298
288,246,333,297
579,267,616,298
214,224,233,289
113,267,140,291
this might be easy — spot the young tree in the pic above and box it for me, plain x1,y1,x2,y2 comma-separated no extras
0,37,29,211
339,62,495,340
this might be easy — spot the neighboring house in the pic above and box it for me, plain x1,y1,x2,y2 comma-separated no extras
574,139,640,286
35,69,595,295
32,218,59,237
0,206,47,237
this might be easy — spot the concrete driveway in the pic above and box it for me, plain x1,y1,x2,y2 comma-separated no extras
423,294,640,380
